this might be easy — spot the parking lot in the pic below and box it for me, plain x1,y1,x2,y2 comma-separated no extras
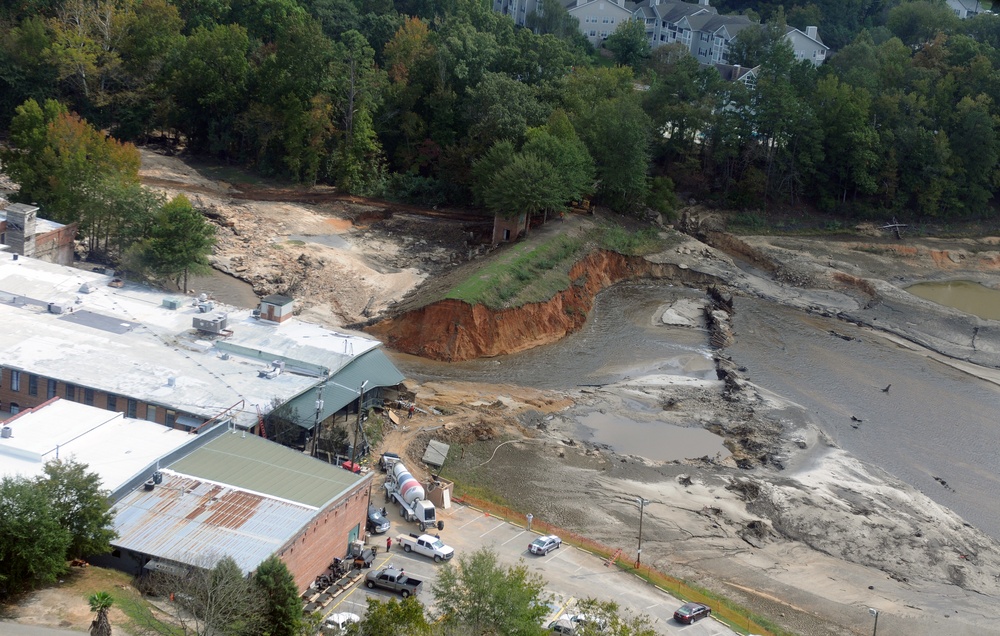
323,501,739,635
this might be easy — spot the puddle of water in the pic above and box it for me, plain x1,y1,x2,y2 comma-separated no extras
906,280,1000,320
577,412,730,462
179,269,259,309
288,233,350,249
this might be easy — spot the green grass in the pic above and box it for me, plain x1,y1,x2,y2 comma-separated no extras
445,234,588,309
597,225,666,256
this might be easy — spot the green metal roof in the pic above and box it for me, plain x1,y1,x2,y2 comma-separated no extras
286,347,406,429
168,432,367,508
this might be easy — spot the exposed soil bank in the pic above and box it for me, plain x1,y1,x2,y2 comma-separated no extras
370,248,720,361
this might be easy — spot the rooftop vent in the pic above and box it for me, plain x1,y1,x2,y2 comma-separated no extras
258,360,285,379
197,301,215,313
79,282,96,294
162,298,183,310
1,426,12,439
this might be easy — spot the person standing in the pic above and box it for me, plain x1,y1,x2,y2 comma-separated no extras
408,404,415,419
386,536,392,552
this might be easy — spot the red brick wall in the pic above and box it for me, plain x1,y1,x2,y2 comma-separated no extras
0,367,174,427
278,474,373,592
34,223,77,266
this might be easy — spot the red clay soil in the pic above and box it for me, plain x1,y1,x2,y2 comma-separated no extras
368,250,717,361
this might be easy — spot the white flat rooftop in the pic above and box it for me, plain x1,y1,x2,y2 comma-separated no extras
0,255,383,427
0,398,195,492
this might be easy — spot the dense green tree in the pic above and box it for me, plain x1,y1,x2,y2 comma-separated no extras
466,72,549,151
522,112,595,204
126,194,216,291
948,95,1000,213
0,16,59,125
350,596,431,636
811,74,878,209
164,23,251,156
570,598,657,636
887,0,959,46
1,98,141,223
481,152,565,226
576,96,652,213
330,29,386,191
471,139,516,205
39,460,116,559
152,555,257,636
0,475,72,596
252,556,301,636
432,547,549,635
603,19,650,71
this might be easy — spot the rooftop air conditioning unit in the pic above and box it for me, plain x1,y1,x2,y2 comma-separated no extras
48,301,72,314
79,282,96,294
162,298,183,310
193,313,229,334
1,426,12,438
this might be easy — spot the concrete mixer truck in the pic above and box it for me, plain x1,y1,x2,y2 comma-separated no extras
384,461,443,532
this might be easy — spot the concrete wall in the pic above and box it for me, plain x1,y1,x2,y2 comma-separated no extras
278,475,373,591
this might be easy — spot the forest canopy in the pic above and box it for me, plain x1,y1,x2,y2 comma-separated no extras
2,0,1000,220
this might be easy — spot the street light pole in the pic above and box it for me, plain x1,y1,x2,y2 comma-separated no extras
350,380,369,466
635,497,649,567
311,383,325,458
868,608,879,636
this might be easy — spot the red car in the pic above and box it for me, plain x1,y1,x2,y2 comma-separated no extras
673,602,711,624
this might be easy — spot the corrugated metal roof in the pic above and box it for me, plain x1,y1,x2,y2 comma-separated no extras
111,471,314,574
286,347,407,429
168,432,366,508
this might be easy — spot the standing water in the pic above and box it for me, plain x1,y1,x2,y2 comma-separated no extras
906,280,1000,320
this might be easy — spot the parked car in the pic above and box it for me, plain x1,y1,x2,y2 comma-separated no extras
673,602,711,624
367,505,391,534
547,618,576,634
323,612,360,633
569,613,608,632
529,535,562,555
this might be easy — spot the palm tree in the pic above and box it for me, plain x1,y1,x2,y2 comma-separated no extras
88,591,113,636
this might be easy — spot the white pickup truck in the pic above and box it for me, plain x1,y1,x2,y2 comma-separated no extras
397,533,454,562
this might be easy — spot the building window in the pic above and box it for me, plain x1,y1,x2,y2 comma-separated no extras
602,17,608,22
127,399,137,418
47,379,56,399
11,371,20,392
610,17,615,23
65,384,76,401
589,30,596,36
166,410,177,428
600,31,607,37
9,403,19,414
107,395,117,411
84,388,94,406
28,375,38,396
146,405,157,422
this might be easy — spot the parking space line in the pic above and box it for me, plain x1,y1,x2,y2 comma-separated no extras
543,549,563,563
479,521,506,538
645,602,661,610
501,530,526,545
458,513,484,530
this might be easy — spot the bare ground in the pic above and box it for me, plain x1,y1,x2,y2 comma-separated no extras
8,152,1000,635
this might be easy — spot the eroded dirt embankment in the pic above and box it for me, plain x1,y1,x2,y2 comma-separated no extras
368,249,720,361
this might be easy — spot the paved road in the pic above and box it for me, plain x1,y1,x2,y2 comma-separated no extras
323,502,737,635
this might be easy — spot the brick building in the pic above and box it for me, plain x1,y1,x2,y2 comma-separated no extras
0,253,404,440
0,201,77,266
0,398,372,592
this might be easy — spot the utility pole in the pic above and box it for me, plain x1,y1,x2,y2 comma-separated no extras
311,383,325,458
350,380,369,466
636,497,649,567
